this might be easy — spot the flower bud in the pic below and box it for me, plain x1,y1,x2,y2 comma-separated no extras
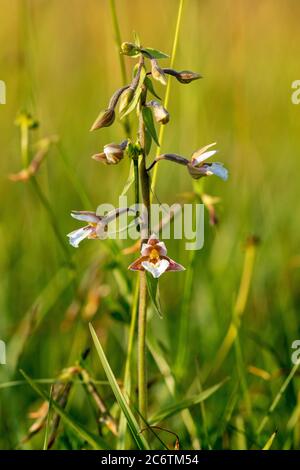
90,108,115,131
119,88,134,114
92,140,128,165
121,42,140,56
151,59,167,86
175,70,202,84
147,100,169,124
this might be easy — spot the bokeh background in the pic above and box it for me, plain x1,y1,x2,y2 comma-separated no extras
1,0,300,450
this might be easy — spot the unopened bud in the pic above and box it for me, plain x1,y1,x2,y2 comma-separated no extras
151,59,167,86
119,88,134,114
175,70,202,84
92,140,128,165
121,42,140,56
90,108,115,131
148,100,169,124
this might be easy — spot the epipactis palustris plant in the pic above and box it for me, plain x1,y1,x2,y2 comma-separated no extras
67,36,228,420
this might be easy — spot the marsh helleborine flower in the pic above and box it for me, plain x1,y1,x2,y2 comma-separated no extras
187,143,228,180
67,208,130,247
128,234,185,278
147,143,228,182
92,140,128,165
151,59,167,86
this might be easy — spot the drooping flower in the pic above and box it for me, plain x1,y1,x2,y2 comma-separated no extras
146,143,228,182
67,208,131,248
92,140,128,165
128,234,185,278
187,143,228,181
147,100,169,124
151,59,167,86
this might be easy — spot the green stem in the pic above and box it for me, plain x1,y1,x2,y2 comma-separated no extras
137,88,150,423
21,124,29,167
138,271,147,422
151,0,185,194
117,277,139,448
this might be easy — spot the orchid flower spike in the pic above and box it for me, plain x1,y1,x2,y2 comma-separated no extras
187,143,228,181
92,140,128,165
128,234,185,278
67,208,132,248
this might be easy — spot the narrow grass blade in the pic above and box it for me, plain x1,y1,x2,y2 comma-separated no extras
149,378,228,425
257,362,300,435
21,370,109,450
262,431,277,450
89,324,150,450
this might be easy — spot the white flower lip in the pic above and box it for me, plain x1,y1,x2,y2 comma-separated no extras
204,163,228,181
67,226,94,248
141,259,170,278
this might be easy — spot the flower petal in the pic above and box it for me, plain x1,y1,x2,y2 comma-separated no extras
71,211,100,223
192,149,218,166
204,163,228,181
191,142,217,162
128,256,148,271
165,256,185,272
67,226,93,248
141,259,170,278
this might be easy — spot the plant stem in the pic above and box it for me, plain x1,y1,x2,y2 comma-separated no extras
21,123,29,167
138,271,147,422
117,277,140,449
137,82,150,422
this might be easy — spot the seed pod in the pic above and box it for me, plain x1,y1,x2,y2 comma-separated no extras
90,108,115,131
175,70,202,84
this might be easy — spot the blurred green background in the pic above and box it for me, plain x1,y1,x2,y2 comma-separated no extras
1,0,300,450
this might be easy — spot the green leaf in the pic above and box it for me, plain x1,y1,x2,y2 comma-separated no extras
149,378,228,425
145,272,162,318
142,47,169,59
142,107,159,146
20,370,109,450
145,127,152,156
145,76,161,100
89,324,150,450
120,67,146,119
